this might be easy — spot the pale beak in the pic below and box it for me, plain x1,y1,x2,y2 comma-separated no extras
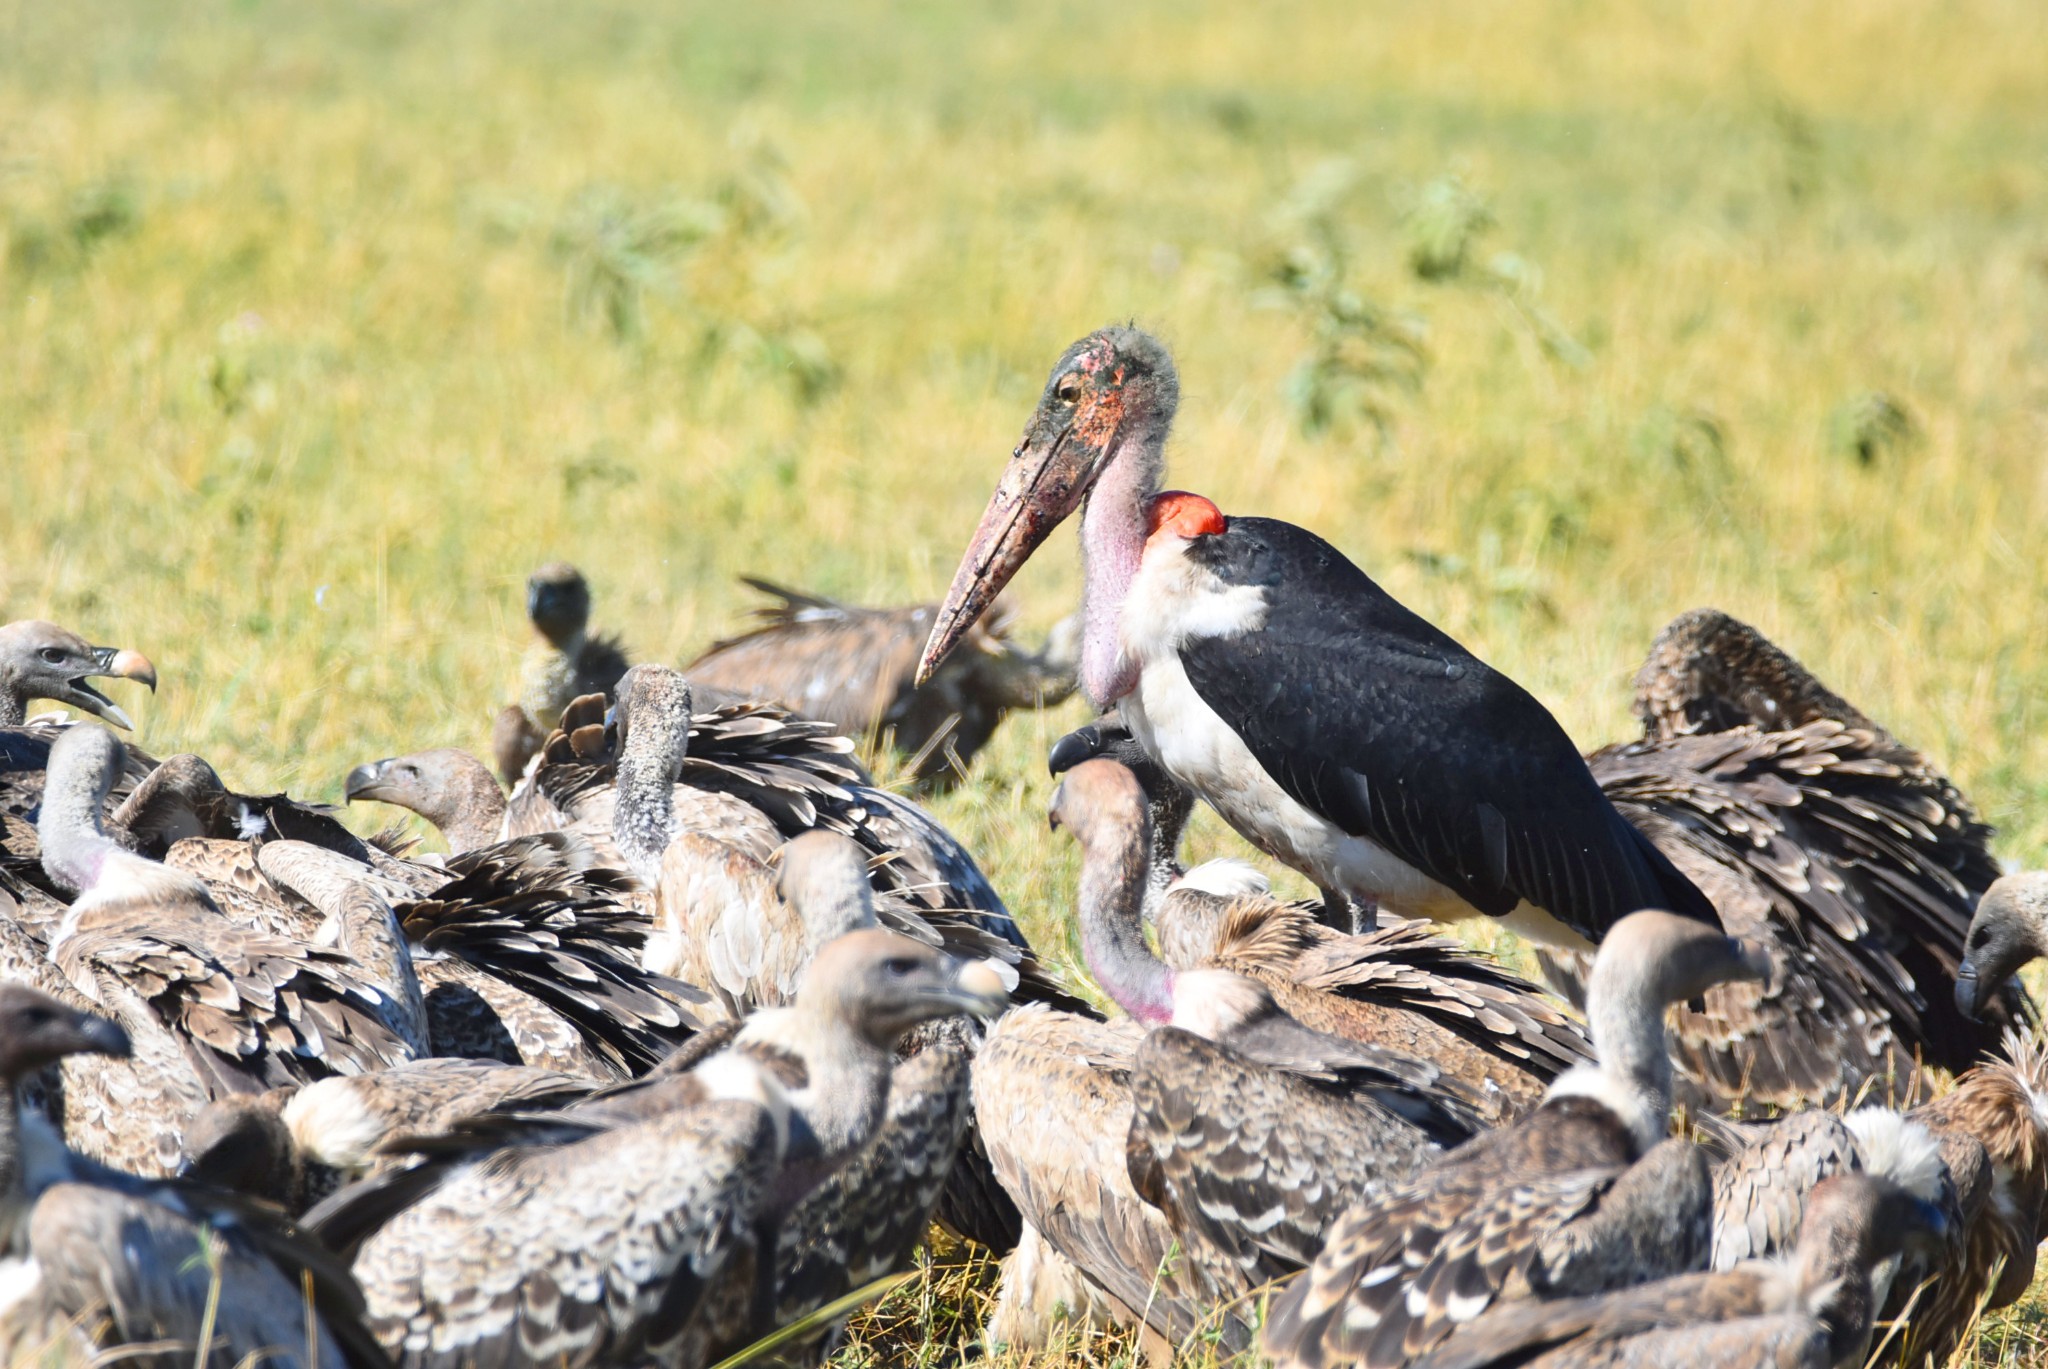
946,958,1012,1019
917,424,1108,687
94,647,158,692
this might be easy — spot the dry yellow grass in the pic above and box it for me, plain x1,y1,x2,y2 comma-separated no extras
5,0,2047,1362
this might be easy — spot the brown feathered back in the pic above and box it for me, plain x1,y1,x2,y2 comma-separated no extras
684,578,1074,784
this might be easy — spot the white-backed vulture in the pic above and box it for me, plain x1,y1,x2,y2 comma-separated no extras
969,762,1493,1359
1708,1106,1953,1273
683,576,1076,787
34,726,420,1174
1409,1173,1950,1369
110,749,702,1081
1955,869,2048,1021
1891,1026,2048,1365
490,561,634,785
177,1059,597,1214
257,833,704,1078
971,1005,1223,1353
0,619,156,734
0,984,387,1369
1261,910,1773,1369
311,930,1006,1369
1573,608,2024,1111
1048,730,1590,1123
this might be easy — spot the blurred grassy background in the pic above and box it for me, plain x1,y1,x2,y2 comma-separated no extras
5,0,2048,1359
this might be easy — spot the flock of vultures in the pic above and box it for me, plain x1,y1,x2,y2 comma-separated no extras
3,327,2048,1369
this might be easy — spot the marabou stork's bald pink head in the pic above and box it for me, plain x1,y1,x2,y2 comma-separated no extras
918,327,1182,693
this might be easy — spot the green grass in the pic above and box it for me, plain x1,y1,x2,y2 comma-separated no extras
5,0,2048,1362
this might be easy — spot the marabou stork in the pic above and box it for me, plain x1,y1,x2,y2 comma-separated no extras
917,326,1715,947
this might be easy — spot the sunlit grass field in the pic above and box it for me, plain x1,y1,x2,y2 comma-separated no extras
5,0,2048,1362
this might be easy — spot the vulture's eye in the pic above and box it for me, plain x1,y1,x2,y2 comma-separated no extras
1055,374,1083,404
883,957,919,978
39,648,65,665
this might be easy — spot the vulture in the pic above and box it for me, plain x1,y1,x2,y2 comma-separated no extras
34,725,420,1175
1955,868,2048,1021
0,618,157,734
1708,1106,1954,1275
125,746,703,1078
1261,910,1774,1369
968,762,1495,1359
490,561,633,785
0,984,386,1369
355,669,1023,953
523,666,1046,977
1893,1026,2048,1365
256,834,703,1078
1576,607,2024,1111
1050,718,1590,1123
634,826,1060,1257
1409,1173,1950,1369
916,325,1716,945
311,930,1007,1369
971,1005,1223,1355
684,576,1076,786
178,1058,596,1213
0,618,157,824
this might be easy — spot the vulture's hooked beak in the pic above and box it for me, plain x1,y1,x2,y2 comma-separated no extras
64,1009,133,1062
66,646,157,731
343,759,395,803
1954,959,1983,1021
1733,935,1779,994
918,412,1116,687
941,958,1012,1020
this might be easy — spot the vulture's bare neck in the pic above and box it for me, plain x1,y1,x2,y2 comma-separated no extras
1561,958,1676,1149
1075,810,1175,1026
434,767,509,854
612,723,686,883
36,756,118,898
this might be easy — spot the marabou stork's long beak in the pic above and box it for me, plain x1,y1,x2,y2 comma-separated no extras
917,407,1110,686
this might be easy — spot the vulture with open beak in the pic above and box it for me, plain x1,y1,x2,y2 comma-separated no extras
916,326,1715,945
1261,910,1774,1369
0,619,158,825
684,576,1076,786
0,619,157,733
